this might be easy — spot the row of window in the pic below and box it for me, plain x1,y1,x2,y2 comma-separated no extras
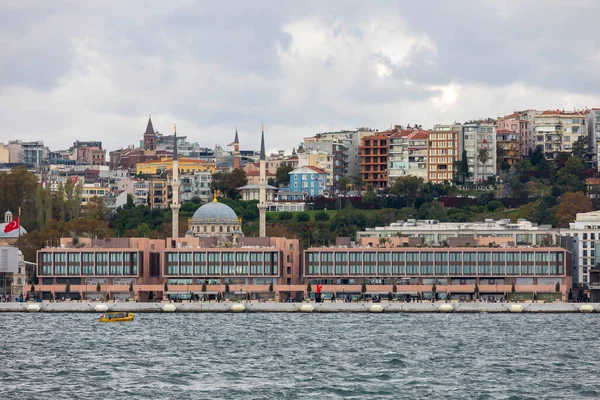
307,251,564,263
166,252,279,263
41,252,137,263
305,263,564,276
40,265,138,276
165,264,277,276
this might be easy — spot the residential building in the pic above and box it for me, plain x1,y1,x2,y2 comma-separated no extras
80,183,110,206
406,131,429,182
237,184,278,202
427,129,459,184
388,129,412,183
179,171,213,203
588,109,600,171
358,218,559,247
0,143,9,163
496,129,520,169
534,109,589,159
564,210,600,288
360,131,392,189
136,157,215,176
285,165,327,200
460,121,497,183
303,134,350,189
148,178,169,209
8,140,48,165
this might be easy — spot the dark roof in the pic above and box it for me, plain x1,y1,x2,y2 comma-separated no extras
145,117,155,135
234,128,239,144
260,129,266,161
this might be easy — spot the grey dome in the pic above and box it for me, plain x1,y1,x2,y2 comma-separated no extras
191,201,238,224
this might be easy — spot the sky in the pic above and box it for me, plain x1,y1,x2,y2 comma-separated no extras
1,0,600,155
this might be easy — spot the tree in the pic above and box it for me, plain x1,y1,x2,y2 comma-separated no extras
555,282,560,293
572,136,587,159
306,282,312,294
30,283,35,296
35,184,44,229
511,282,516,294
314,211,330,221
432,283,437,300
530,146,545,167
275,165,294,186
338,176,351,192
65,282,70,296
225,281,230,293
390,176,424,208
44,185,53,222
361,186,377,207
213,169,248,198
164,282,169,292
202,280,207,294
474,283,479,297
268,282,273,292
296,212,310,222
57,181,66,222
361,282,367,296
96,282,101,293
459,149,471,183
85,196,109,221
558,192,592,228
353,175,364,191
568,288,573,301
129,281,134,293
392,284,397,293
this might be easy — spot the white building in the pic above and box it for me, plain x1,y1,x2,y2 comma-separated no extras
564,211,600,287
460,122,497,183
358,218,558,247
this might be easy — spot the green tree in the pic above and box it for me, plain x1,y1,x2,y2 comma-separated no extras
432,283,437,301
353,175,364,191
306,282,312,294
296,212,310,222
225,281,230,293
212,169,248,198
268,282,273,292
338,176,351,192
57,181,66,222
164,282,169,292
390,176,424,208
278,211,293,221
314,211,330,221
361,282,367,295
474,283,479,297
555,282,560,293
65,282,70,296
275,165,294,186
35,184,45,229
392,284,397,293
511,282,516,294
459,149,471,183
202,280,207,294
572,136,587,159
96,282,101,293
361,187,377,207
129,281,134,293
44,185,53,222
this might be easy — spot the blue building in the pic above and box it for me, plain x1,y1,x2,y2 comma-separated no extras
281,166,327,200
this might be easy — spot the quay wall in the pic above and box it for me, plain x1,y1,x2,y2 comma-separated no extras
1,301,599,313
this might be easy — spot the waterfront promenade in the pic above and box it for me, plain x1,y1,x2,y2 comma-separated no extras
1,301,599,313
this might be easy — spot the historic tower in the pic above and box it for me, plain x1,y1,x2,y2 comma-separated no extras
233,128,240,169
171,124,180,238
258,124,267,237
143,116,156,151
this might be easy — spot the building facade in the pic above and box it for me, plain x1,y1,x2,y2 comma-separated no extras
496,129,520,169
427,129,459,184
534,109,589,159
288,165,327,198
460,122,497,183
360,131,391,189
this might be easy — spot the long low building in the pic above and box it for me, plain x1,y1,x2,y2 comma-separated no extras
303,246,571,301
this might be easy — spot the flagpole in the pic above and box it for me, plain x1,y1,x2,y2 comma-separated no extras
18,206,21,250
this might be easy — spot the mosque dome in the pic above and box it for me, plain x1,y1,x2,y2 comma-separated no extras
191,199,238,224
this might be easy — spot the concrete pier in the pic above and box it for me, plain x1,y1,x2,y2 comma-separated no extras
0,301,599,313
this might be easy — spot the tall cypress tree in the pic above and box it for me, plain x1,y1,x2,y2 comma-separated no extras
460,150,470,183
35,184,45,229
57,181,65,222
44,185,53,222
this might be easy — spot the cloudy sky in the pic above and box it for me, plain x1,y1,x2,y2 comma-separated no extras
2,0,600,155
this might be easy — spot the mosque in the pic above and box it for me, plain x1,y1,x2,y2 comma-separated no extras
179,125,268,246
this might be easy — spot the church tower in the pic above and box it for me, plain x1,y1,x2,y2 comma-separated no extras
258,124,267,237
143,116,156,151
171,124,180,238
233,128,240,169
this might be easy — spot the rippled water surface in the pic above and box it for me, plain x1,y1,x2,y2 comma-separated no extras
1,313,599,399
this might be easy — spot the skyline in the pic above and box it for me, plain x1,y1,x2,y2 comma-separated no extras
2,1,600,154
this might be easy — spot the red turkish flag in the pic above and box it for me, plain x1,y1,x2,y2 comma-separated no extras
4,217,19,233
316,284,323,294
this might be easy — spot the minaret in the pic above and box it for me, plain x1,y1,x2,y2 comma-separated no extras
233,128,240,169
171,124,180,239
258,124,267,237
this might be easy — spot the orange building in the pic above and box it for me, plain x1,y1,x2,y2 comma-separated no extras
427,129,459,184
360,131,392,189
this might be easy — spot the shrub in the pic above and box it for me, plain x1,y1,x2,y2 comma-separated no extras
487,200,503,212
314,211,330,221
279,212,293,221
296,212,310,222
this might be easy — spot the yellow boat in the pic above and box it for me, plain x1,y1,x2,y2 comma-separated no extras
98,312,134,323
